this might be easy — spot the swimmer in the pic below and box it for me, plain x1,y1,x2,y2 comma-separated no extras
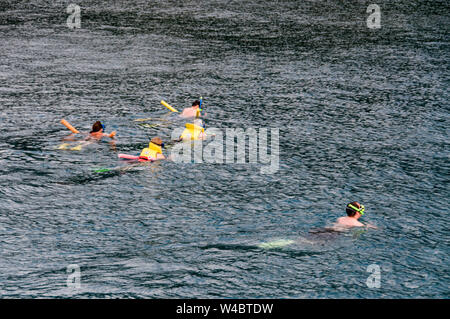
59,120,116,150
180,100,201,118
88,121,116,140
334,202,377,229
139,137,166,161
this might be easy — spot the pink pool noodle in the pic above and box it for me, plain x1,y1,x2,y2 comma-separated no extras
118,154,139,160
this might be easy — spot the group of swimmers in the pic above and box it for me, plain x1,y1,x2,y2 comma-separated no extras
138,99,207,161
66,99,206,161
61,100,376,230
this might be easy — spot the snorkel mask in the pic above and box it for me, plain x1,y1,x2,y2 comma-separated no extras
101,123,106,131
348,203,365,216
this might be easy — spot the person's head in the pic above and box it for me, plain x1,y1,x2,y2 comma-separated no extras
150,137,164,148
192,100,200,108
346,202,365,218
91,121,104,133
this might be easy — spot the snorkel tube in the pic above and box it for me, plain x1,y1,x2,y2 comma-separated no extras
198,96,206,129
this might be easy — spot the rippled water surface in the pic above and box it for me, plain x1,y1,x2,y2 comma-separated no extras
0,0,449,298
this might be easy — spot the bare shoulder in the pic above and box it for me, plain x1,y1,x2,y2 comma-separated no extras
336,217,365,228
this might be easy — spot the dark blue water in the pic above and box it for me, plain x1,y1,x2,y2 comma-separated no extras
0,0,448,298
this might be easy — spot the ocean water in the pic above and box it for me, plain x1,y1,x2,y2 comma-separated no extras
0,0,448,298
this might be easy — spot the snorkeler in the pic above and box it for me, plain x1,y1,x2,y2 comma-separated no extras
117,137,165,161
138,137,166,161
180,100,201,118
59,119,116,150
89,121,116,140
335,202,377,229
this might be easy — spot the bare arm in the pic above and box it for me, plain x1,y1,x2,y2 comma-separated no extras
103,131,116,139
156,153,166,160
62,133,78,141
364,223,378,229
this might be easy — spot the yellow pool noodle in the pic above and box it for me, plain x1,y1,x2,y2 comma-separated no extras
161,100,178,113
70,145,83,151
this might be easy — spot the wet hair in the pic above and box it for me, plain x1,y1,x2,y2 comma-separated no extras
346,202,361,217
150,137,163,146
192,100,200,107
91,121,103,133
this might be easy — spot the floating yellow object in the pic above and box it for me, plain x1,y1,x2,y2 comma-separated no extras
258,239,295,249
180,123,204,141
161,100,178,113
60,119,80,134
134,118,155,122
57,143,70,150
139,142,163,160
56,142,83,151
70,145,83,151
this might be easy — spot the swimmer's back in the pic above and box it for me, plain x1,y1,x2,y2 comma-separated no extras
336,216,365,227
